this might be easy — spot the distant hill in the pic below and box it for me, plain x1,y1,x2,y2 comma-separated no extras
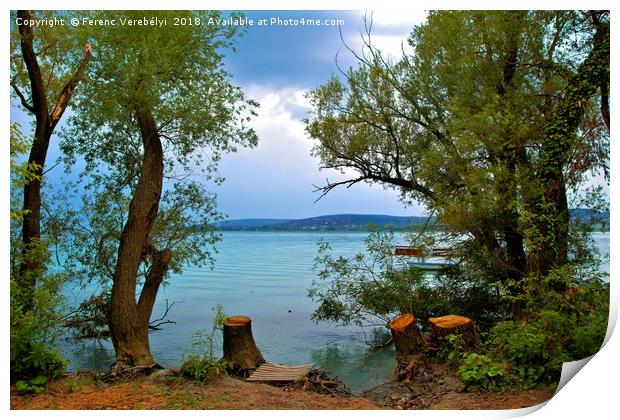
213,218,293,229
211,209,609,232
213,214,434,231
570,208,609,229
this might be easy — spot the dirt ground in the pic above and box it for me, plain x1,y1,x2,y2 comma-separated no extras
362,359,554,410
10,374,378,410
10,372,553,410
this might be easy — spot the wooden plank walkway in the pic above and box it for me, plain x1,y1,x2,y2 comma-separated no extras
247,362,314,382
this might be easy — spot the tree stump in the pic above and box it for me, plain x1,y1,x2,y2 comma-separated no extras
389,314,424,381
389,313,424,360
427,315,476,351
222,315,265,375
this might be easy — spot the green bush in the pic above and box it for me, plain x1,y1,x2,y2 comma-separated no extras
438,333,468,365
458,353,505,390
569,311,608,359
475,313,607,389
10,245,67,390
10,341,66,384
180,355,227,383
492,321,545,365
180,305,228,383
15,375,51,395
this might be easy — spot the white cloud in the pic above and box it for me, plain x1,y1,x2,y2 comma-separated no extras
340,11,426,61
229,85,317,181
361,9,427,29
216,85,426,218
365,34,414,59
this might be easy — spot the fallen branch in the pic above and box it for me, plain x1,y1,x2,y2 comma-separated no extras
65,296,183,340
148,299,183,330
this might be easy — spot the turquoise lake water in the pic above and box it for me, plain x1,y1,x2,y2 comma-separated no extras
60,231,610,393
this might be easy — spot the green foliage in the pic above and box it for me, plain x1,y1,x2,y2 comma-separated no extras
458,353,506,391
15,375,49,395
11,11,87,114
10,124,67,386
305,10,609,307
453,268,610,388
491,311,570,383
180,356,228,384
438,334,469,366
570,311,608,359
10,123,41,221
490,291,608,386
180,305,228,383
57,11,257,315
61,10,257,180
309,230,425,326
309,229,502,327
10,242,68,385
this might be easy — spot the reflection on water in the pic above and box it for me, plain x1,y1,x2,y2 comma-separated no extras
311,343,396,393
62,338,115,373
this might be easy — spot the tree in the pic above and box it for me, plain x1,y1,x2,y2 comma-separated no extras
305,11,609,317
10,10,91,311
309,230,502,329
10,123,67,387
59,180,224,338
61,11,257,370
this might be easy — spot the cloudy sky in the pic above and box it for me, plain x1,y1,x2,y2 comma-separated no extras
212,10,428,219
11,10,429,219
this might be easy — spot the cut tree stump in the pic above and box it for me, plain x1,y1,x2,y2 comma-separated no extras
389,313,424,381
427,315,476,350
222,315,265,375
389,313,424,361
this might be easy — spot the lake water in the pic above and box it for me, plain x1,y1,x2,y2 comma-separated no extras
60,231,610,393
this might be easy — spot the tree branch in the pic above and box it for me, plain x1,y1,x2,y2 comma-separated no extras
149,299,183,330
49,44,92,131
10,79,35,113
16,10,49,121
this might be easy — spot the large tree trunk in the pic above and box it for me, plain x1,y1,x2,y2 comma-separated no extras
222,316,265,375
14,10,91,312
495,15,528,318
137,247,173,328
531,15,609,282
107,107,165,370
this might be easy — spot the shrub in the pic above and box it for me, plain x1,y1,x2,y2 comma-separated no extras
458,353,505,391
15,375,49,395
10,245,67,390
10,124,67,391
180,356,227,383
438,333,468,366
10,341,66,384
490,310,573,384
569,311,608,359
180,305,228,383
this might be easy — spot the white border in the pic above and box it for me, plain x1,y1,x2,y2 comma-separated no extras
3,1,617,420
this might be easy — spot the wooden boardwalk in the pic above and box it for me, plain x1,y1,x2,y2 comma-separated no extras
247,362,314,382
